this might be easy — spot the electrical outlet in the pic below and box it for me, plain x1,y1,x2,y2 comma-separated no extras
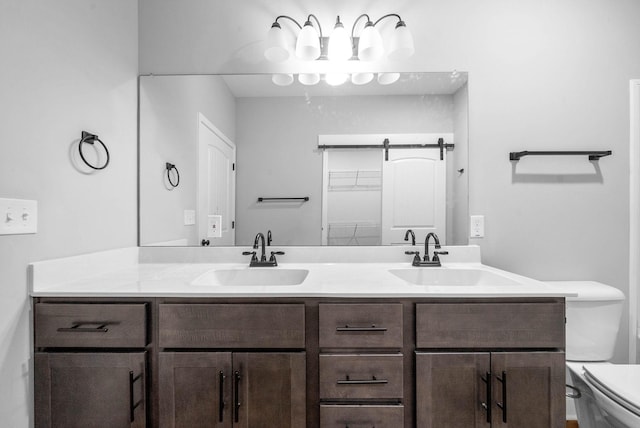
470,215,484,238
0,198,37,235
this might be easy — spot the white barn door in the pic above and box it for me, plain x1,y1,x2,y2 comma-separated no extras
381,148,446,245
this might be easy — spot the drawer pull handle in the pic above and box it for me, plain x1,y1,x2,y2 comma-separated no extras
234,371,241,423
219,371,226,422
496,371,507,423
480,371,492,423
57,321,115,333
337,375,388,385
336,325,387,332
129,371,143,422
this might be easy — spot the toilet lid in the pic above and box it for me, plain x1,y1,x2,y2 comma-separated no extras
583,364,640,416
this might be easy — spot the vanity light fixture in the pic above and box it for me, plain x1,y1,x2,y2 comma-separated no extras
265,13,414,87
264,13,414,63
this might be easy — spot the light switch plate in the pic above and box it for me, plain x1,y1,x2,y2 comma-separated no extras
184,209,196,225
0,198,38,235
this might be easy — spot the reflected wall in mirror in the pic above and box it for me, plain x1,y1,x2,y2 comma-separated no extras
139,72,469,247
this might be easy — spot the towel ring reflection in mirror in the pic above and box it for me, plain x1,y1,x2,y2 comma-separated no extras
78,131,110,170
165,162,180,188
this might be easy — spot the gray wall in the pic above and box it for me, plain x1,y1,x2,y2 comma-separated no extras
235,94,456,245
0,1,138,425
451,84,469,245
139,75,236,246
139,0,640,362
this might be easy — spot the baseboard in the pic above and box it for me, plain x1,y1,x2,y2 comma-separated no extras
566,420,579,428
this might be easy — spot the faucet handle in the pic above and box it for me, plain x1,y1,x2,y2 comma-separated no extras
405,250,421,265
242,251,258,262
268,251,284,266
432,250,449,262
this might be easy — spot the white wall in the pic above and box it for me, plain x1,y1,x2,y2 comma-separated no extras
235,94,455,245
140,0,640,362
139,75,236,246
0,1,138,425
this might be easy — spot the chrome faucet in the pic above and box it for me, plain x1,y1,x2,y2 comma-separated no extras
404,229,416,246
242,232,284,267
405,232,448,267
267,230,273,246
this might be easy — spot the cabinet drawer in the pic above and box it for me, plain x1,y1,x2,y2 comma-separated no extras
319,303,403,349
320,404,404,427
319,354,403,400
159,304,305,348
416,302,565,349
35,303,147,348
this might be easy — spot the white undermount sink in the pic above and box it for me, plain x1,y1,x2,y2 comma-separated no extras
191,268,309,286
388,268,521,286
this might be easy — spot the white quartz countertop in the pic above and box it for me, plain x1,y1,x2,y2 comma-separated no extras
30,247,574,298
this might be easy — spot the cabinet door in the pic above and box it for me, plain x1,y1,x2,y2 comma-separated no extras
490,352,565,428
233,352,306,428
35,352,146,428
416,352,491,428
159,352,232,428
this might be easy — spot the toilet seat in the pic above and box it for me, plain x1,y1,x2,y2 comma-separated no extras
582,364,640,427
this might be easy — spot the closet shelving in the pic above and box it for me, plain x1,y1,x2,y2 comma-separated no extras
327,170,382,191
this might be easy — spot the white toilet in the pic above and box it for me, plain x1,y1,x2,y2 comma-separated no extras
547,280,640,428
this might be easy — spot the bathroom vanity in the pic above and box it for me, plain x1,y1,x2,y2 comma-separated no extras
31,246,568,428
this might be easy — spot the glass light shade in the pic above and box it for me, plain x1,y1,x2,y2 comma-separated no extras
377,72,400,85
295,23,321,60
325,73,349,86
351,72,374,85
298,73,320,85
272,73,294,86
328,19,352,61
357,23,384,61
388,22,415,60
264,24,290,63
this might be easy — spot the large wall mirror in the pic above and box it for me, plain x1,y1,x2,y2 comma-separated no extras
139,72,469,247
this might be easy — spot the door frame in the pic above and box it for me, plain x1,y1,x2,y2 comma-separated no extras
629,79,640,363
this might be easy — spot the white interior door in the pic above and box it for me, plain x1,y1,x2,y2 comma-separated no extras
381,148,446,245
197,113,235,245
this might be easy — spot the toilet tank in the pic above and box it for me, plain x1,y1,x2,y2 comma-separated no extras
546,281,625,362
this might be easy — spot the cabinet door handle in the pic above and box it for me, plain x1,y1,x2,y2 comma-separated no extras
480,371,492,423
218,371,225,422
129,371,143,422
233,370,241,423
336,325,387,332
57,321,114,333
496,371,507,423
337,375,388,385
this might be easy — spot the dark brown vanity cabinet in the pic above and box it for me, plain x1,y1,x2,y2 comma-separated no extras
159,352,305,428
415,302,566,428
318,303,405,428
34,303,149,428
33,297,567,428
157,304,306,428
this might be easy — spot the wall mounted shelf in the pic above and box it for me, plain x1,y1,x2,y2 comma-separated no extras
509,150,612,161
